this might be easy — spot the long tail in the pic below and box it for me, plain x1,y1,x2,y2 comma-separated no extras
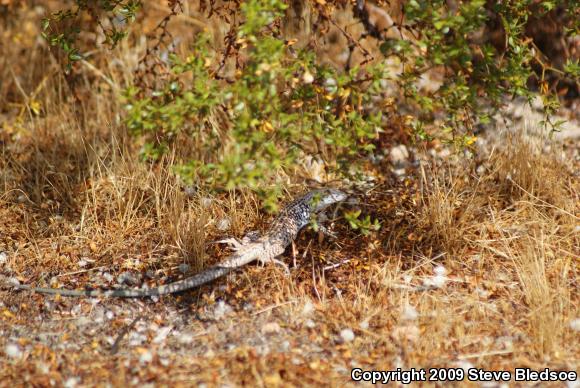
7,247,262,298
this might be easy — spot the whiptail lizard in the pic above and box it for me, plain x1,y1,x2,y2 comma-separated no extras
5,188,347,298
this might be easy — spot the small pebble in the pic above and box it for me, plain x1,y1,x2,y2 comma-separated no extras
570,318,580,332
280,340,290,352
434,265,447,276
184,186,196,197
302,71,314,84
339,328,355,343
402,304,418,321
302,300,314,316
201,197,213,208
64,377,80,388
212,300,232,320
139,350,153,364
5,343,22,358
102,272,114,283
389,144,410,166
261,322,281,335
177,333,194,344
0,251,8,265
431,274,447,288
153,326,172,344
216,217,231,231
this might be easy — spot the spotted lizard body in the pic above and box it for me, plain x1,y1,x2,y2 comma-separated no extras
6,188,346,298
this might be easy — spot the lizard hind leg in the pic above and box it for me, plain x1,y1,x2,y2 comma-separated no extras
257,256,290,276
316,224,338,239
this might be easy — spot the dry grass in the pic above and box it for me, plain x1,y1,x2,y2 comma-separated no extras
0,2,578,386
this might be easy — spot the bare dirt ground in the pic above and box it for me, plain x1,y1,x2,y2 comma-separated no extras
1,3,578,387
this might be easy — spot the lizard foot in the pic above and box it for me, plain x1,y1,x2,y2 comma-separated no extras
317,224,338,239
214,237,245,251
215,231,262,251
257,257,290,276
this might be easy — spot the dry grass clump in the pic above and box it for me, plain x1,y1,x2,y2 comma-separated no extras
493,129,574,211
416,161,486,254
403,129,578,363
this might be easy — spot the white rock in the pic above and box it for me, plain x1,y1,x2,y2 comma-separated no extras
569,318,580,332
302,71,314,84
184,186,196,198
128,332,147,347
102,272,114,283
431,274,447,288
401,304,418,321
0,252,8,265
153,326,172,344
433,265,447,276
359,320,369,330
262,322,281,335
139,350,153,364
302,300,315,316
71,304,82,316
339,328,355,343
389,144,410,165
216,217,231,231
177,333,194,344
280,341,290,352
64,377,80,388
5,343,22,358
201,197,213,208
393,168,406,177
212,300,232,320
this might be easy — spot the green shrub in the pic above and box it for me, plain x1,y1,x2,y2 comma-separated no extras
124,0,383,209
41,0,579,208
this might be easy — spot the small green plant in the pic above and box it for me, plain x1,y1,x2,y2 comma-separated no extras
41,0,141,70
390,0,578,137
344,210,381,236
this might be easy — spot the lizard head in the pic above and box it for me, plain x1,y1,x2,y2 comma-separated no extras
308,188,348,212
